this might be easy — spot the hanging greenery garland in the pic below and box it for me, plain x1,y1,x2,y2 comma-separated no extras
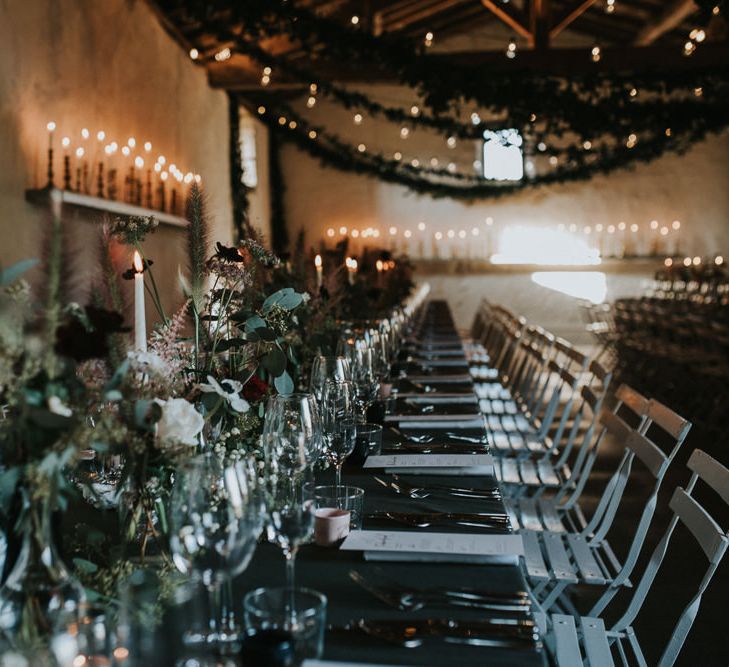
240,95,729,201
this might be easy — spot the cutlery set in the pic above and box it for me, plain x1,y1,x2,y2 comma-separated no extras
331,332,541,656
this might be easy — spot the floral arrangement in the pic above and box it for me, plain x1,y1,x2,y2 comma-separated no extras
0,183,415,653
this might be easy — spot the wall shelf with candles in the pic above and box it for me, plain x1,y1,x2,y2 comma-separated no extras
25,187,188,229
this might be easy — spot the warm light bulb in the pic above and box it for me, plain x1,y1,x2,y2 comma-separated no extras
404,230,412,238
189,48,199,60
715,255,724,265
418,222,426,231
400,127,410,139
664,258,673,267
258,105,266,114
308,130,317,139
458,230,466,239
618,222,626,231
692,256,701,265
410,105,420,116
307,97,316,108
630,224,639,233
650,220,659,230
434,231,443,240
660,226,669,236
486,216,494,226
351,229,360,238
350,15,359,24
591,45,601,62
339,226,347,235
683,257,692,267
354,113,363,124
133,250,144,273
376,260,384,271
672,220,681,230
595,224,603,232
447,229,455,239
357,143,366,153
215,48,231,62
326,228,335,237
607,225,615,234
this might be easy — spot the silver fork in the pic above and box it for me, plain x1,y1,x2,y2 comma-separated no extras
373,475,500,500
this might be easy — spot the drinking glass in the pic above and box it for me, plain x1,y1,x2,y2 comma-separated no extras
309,355,352,403
244,587,327,662
262,393,322,472
320,380,357,489
169,453,262,646
309,485,365,529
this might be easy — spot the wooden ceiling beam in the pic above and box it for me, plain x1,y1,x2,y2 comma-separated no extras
634,0,698,45
209,42,729,90
549,0,599,39
479,0,532,39
380,0,470,31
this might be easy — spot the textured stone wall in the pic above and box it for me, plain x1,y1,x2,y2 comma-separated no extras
0,0,233,327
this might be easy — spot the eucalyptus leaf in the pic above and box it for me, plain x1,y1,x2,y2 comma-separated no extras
215,337,247,352
29,408,73,430
274,370,294,395
0,258,38,286
254,327,277,342
73,558,99,574
245,315,267,332
262,348,287,376
105,360,130,392
134,400,162,431
263,288,303,313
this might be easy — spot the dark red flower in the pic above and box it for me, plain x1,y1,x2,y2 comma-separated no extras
243,375,269,402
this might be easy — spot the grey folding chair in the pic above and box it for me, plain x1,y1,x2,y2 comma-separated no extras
548,449,729,667
522,392,691,612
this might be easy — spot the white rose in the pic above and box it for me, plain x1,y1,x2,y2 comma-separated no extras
155,398,204,447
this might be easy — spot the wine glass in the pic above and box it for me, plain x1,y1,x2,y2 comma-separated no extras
169,453,262,647
351,347,380,422
320,380,357,489
309,356,352,403
267,473,315,619
262,393,322,472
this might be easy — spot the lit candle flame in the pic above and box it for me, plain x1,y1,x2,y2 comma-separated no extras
133,250,144,273
376,260,384,271
315,254,322,268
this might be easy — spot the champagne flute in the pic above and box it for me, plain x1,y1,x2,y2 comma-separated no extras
309,355,352,402
320,380,357,489
169,453,262,647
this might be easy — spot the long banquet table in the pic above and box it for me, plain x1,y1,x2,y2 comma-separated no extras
231,300,547,667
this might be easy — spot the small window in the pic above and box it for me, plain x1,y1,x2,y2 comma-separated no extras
239,111,258,188
483,128,523,181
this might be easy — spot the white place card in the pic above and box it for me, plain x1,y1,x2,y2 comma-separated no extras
406,374,473,383
364,453,494,476
340,530,524,565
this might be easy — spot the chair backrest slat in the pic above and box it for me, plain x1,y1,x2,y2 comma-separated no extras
625,431,669,479
670,487,728,563
687,449,729,505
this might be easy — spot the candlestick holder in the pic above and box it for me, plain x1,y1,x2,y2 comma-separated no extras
75,167,81,193
82,163,89,194
157,182,166,212
46,147,54,187
63,156,71,191
170,188,177,215
96,162,104,198
107,168,117,201
145,171,153,209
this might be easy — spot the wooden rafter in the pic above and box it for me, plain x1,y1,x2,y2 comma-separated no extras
479,0,531,39
380,0,469,31
634,0,698,45
207,42,729,90
550,0,599,39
